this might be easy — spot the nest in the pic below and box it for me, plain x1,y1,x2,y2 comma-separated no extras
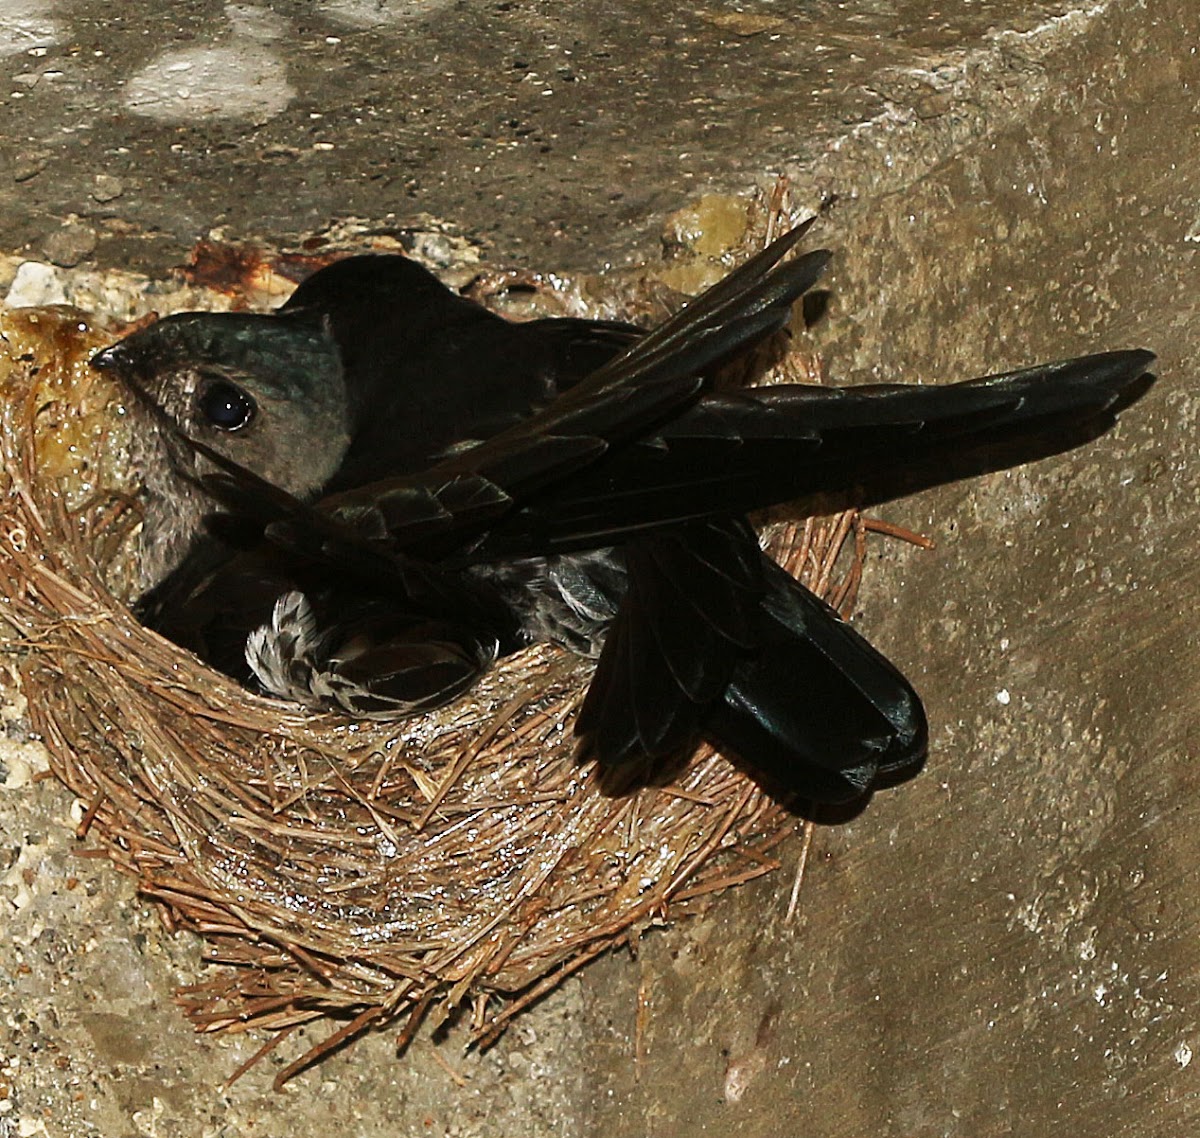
0,286,885,1086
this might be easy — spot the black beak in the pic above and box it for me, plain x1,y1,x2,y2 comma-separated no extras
89,344,130,373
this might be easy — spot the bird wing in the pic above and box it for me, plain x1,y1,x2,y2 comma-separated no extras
472,349,1157,556
312,224,830,552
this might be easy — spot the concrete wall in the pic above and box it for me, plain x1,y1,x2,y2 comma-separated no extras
1,1,1197,1134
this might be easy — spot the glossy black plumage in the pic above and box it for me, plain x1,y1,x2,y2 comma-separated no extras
93,224,1155,803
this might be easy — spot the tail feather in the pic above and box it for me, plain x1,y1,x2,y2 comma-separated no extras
575,518,763,762
704,562,928,803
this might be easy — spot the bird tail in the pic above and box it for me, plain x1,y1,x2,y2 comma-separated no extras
704,560,928,803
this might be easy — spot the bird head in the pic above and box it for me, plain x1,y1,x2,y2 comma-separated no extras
91,311,351,503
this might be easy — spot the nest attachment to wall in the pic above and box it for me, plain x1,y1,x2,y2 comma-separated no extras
0,289,885,1087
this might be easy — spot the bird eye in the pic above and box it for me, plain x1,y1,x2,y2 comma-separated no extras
197,379,256,431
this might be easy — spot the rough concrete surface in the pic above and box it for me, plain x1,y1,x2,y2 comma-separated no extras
1,0,1198,1135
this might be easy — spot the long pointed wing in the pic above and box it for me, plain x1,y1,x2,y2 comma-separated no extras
471,349,1156,557
314,226,830,551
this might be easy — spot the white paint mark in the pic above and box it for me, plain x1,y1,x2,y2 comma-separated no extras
123,5,293,124
0,0,60,59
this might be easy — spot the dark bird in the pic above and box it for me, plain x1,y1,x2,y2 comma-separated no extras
90,223,1156,803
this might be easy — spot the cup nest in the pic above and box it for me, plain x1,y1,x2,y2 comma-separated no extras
0,294,873,1084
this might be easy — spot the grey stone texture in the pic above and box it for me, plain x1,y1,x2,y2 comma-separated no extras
2,0,1197,1135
